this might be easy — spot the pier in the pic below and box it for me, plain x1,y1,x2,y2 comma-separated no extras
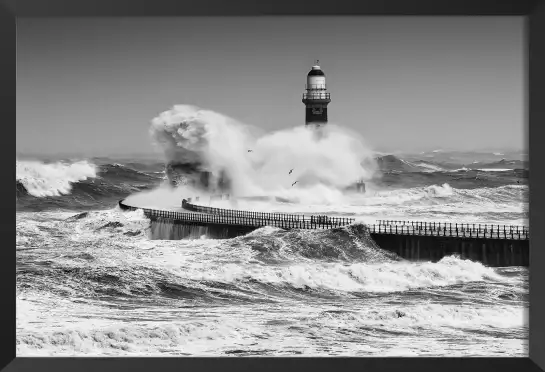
118,199,529,267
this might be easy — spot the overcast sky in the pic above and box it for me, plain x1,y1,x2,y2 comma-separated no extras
17,16,525,157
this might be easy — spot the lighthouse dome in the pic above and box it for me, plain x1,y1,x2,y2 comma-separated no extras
308,65,325,76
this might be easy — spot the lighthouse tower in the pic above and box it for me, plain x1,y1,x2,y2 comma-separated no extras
302,60,331,125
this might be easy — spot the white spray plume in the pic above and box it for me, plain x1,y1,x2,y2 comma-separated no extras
149,105,377,203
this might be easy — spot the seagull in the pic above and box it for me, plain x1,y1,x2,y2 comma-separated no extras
289,169,294,175
292,181,298,187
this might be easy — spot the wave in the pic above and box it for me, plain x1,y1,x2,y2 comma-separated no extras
16,311,262,356
230,223,399,264
361,183,526,205
16,297,527,356
345,184,527,222
374,166,526,191
411,161,446,172
16,208,521,300
476,159,527,170
375,154,527,174
16,160,164,211
16,160,98,197
404,150,527,165
376,155,426,173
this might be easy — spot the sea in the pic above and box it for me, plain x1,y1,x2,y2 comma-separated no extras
16,150,529,357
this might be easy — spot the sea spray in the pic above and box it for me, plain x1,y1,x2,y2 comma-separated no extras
149,105,378,201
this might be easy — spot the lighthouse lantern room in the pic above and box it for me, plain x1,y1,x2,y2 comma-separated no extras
302,60,331,125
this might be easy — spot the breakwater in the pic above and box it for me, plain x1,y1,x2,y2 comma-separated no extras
181,198,356,228
118,199,529,267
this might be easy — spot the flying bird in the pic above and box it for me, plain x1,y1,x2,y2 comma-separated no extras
247,149,253,153
291,181,298,187
289,169,294,175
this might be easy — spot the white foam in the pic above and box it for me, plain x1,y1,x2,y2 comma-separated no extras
415,162,446,172
476,168,513,172
159,254,510,294
452,167,470,172
17,160,97,197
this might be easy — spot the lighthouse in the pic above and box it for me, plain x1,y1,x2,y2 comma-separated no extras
302,60,331,125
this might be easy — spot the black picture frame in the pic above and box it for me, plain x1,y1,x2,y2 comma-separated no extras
3,0,544,371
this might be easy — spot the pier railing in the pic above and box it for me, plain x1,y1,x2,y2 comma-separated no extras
119,200,350,230
375,220,529,240
118,200,529,239
182,199,355,227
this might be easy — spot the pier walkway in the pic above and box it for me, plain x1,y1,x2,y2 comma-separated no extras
118,199,529,241
119,199,355,230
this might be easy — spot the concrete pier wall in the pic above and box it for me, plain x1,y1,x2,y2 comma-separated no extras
149,216,256,240
371,233,529,267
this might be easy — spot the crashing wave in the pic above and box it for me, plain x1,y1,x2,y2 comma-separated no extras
16,160,97,197
149,105,377,197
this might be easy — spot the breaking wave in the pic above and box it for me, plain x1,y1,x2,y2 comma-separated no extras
358,183,527,206
150,105,378,196
16,160,164,211
16,160,98,197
